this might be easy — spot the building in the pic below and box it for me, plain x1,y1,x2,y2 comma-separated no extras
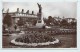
3,3,47,31
2,8,39,31
64,18,77,23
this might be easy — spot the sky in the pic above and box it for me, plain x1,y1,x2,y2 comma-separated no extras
3,2,77,18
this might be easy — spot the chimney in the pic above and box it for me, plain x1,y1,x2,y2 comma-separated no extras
2,8,4,13
26,10,29,14
17,8,19,13
32,11,34,15
21,9,24,14
7,8,9,13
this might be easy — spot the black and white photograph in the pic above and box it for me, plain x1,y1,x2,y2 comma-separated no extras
2,2,77,48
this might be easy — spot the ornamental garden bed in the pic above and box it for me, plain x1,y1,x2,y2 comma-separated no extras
11,34,59,46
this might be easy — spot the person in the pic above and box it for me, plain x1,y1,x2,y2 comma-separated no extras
14,25,17,31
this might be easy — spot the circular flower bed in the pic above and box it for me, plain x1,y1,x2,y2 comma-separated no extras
11,34,59,46
16,34,56,43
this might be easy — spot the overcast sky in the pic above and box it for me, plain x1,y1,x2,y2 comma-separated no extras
3,2,77,18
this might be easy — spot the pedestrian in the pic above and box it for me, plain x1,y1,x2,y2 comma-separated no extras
14,25,17,31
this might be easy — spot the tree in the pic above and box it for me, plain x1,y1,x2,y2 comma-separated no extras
52,17,59,26
3,13,12,27
70,19,76,26
17,18,25,26
70,20,76,28
32,20,37,25
60,19,68,26
48,16,52,21
71,21,76,26
47,16,53,25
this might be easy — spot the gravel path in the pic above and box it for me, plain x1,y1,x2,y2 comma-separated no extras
2,34,76,48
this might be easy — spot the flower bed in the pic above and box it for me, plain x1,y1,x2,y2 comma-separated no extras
11,38,59,46
11,34,59,46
